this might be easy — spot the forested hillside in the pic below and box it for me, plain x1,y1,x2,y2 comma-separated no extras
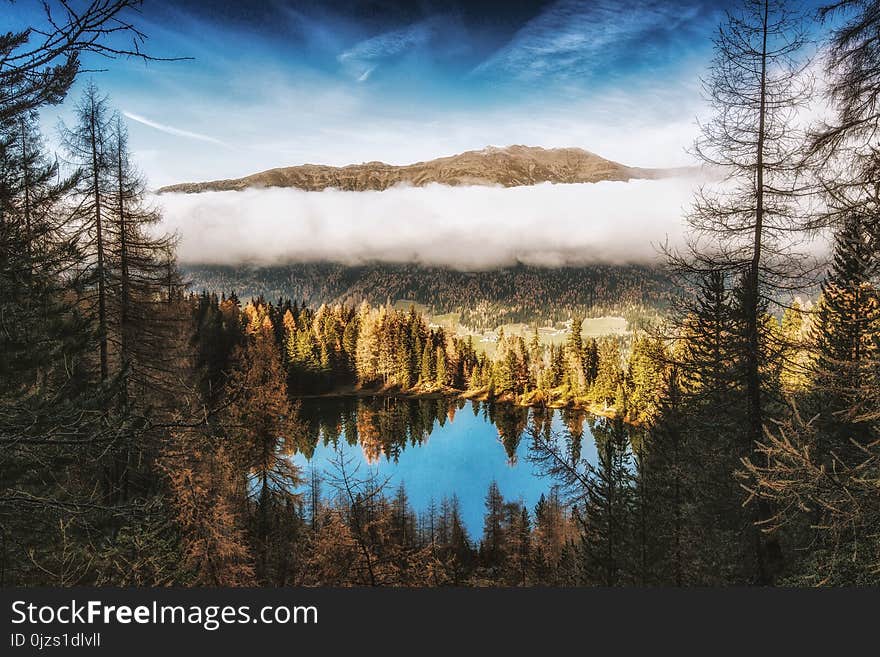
182,263,673,329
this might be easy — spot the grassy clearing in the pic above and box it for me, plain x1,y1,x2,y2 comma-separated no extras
391,298,630,356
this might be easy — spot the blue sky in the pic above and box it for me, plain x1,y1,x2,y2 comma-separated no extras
7,0,825,187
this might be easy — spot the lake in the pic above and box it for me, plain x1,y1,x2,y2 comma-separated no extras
291,396,632,536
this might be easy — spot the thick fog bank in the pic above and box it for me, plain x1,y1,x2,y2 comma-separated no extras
156,178,702,269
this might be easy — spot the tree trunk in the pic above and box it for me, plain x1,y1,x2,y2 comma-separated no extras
748,0,779,585
116,134,132,501
20,120,31,268
90,103,108,382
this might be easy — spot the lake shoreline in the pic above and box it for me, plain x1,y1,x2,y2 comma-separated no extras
291,383,627,423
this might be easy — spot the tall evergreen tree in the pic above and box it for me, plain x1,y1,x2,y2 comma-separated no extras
60,82,115,381
672,0,810,583
577,417,635,586
809,213,880,456
481,481,506,570
225,306,304,584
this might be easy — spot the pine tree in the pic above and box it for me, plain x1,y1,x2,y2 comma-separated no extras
420,340,436,386
671,0,811,582
673,271,758,583
809,213,880,457
161,438,255,586
639,367,693,585
435,345,447,387
504,503,531,586
591,339,622,407
105,109,182,500
626,333,666,424
225,307,304,584
566,316,586,392
809,0,880,176
447,494,473,581
742,404,880,585
481,481,506,570
342,310,359,375
391,483,416,548
780,299,809,391
547,343,566,388
528,326,542,385
355,302,380,384
61,82,115,382
584,338,599,386
532,489,568,583
577,417,635,586
678,271,744,408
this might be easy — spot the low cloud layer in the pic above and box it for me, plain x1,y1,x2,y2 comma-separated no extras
156,178,701,270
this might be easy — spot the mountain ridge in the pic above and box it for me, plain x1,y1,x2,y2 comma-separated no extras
157,145,695,194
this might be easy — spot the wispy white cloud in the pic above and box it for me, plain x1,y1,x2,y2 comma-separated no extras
472,0,710,83
122,111,228,146
356,66,376,83
339,21,434,61
337,20,437,81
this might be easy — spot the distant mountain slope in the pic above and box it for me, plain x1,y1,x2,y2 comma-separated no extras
181,262,675,331
158,145,693,194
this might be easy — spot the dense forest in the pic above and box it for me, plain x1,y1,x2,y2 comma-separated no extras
182,262,673,330
193,293,656,418
1,0,879,587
